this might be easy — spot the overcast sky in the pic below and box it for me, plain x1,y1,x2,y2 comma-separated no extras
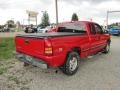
0,0,120,25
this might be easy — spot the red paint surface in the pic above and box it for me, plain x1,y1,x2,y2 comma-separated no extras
15,21,110,67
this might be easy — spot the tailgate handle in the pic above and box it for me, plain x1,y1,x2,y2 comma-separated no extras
25,39,30,44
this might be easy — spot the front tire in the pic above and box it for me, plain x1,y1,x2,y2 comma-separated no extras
59,52,80,75
103,42,110,54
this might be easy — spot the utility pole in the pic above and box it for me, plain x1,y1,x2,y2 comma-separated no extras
106,11,109,29
55,0,58,25
106,10,120,29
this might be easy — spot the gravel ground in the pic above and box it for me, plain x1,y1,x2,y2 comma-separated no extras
0,36,120,90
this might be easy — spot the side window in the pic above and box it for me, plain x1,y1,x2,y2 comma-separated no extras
89,23,96,34
94,24,103,34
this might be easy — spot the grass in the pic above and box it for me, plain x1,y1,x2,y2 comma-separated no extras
0,37,15,75
0,37,15,60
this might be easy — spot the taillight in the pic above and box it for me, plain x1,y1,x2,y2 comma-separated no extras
44,38,53,56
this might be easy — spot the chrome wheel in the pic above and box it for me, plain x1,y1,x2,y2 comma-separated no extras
106,44,110,52
59,52,80,75
69,57,78,71
103,42,110,54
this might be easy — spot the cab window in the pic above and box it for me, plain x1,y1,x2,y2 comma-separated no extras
89,23,96,34
94,24,103,34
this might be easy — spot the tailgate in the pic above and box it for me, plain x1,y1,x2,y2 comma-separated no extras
15,36,45,56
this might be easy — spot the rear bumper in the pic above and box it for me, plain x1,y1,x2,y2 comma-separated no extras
16,52,48,69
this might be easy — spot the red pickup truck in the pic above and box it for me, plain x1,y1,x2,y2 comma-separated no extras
15,21,111,75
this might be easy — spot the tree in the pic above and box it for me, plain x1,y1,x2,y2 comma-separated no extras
6,20,15,28
16,21,20,26
71,13,79,21
39,11,50,28
7,20,14,25
16,21,21,31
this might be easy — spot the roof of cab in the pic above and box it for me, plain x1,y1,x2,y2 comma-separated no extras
58,21,96,25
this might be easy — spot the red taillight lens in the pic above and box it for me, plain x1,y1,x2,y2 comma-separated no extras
44,38,53,56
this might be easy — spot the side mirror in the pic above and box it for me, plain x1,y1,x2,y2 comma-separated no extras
104,30,109,34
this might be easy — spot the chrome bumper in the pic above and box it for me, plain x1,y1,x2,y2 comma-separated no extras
16,52,48,69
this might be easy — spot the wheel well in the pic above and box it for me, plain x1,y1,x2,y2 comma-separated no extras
66,47,81,57
60,47,81,66
71,47,81,55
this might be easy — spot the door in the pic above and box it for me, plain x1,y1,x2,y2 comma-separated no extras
89,23,102,54
94,24,106,50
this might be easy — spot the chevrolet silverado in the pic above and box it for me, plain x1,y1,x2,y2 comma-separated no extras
15,21,111,75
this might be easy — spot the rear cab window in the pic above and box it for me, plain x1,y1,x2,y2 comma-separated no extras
89,23,96,34
58,22,87,34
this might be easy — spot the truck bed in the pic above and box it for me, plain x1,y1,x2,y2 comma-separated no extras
16,32,84,38
15,32,87,68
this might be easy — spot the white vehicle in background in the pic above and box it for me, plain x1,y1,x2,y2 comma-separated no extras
37,26,52,33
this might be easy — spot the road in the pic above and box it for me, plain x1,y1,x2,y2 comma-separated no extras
0,36,120,90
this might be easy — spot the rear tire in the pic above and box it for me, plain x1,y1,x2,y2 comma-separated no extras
59,52,80,76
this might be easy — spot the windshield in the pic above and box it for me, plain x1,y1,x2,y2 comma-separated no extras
58,23,86,33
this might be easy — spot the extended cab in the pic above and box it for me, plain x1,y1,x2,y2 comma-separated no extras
15,21,111,75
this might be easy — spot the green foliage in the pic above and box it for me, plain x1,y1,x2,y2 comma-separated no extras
109,22,119,27
7,20,14,24
0,38,15,75
7,20,15,28
0,38,15,60
71,13,79,21
39,11,50,28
